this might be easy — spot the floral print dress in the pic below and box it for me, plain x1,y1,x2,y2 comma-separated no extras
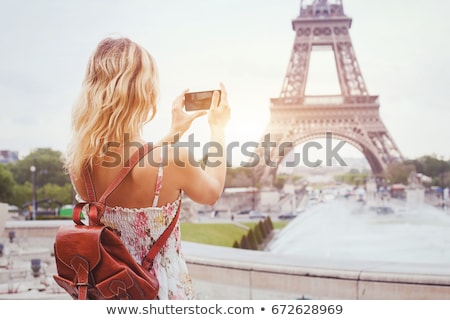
78,153,195,300
101,194,195,299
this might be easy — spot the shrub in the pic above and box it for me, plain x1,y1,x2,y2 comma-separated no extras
247,229,258,250
253,224,263,244
240,235,249,249
258,221,267,238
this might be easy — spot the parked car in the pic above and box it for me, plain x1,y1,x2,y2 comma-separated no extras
8,205,19,213
278,212,296,220
248,210,267,219
375,206,395,215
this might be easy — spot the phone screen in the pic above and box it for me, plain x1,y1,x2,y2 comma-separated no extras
185,90,221,111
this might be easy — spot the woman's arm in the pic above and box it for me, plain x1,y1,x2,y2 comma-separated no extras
174,83,231,205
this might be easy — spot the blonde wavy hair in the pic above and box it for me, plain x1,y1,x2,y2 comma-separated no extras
65,37,159,177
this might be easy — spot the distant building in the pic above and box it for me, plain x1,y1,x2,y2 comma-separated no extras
0,150,19,164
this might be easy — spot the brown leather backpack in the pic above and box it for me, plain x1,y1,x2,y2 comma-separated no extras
53,143,180,300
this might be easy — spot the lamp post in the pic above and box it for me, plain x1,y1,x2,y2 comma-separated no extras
440,156,445,208
252,173,256,211
30,165,37,220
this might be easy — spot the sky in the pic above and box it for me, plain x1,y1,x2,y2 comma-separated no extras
1,0,450,167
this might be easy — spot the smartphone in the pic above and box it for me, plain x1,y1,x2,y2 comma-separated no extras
184,90,221,111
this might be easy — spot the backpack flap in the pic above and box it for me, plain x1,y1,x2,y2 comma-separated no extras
54,225,104,274
95,268,136,299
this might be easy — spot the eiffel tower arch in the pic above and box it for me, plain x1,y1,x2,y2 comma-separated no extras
253,0,403,187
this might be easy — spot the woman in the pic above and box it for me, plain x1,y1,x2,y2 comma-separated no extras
64,37,230,299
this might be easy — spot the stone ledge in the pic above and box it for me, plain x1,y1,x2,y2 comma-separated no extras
1,220,449,299
183,241,450,299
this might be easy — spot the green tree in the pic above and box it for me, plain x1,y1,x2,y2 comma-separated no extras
261,219,270,237
291,175,304,185
225,166,254,188
334,171,368,186
239,235,249,249
265,216,274,230
258,220,267,238
273,174,288,190
413,156,449,178
8,148,69,187
247,229,258,250
253,224,263,244
5,148,73,209
10,182,32,208
441,172,450,188
409,156,450,187
0,164,15,203
382,162,416,185
39,183,74,205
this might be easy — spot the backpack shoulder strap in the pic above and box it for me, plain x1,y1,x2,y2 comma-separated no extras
141,196,182,270
97,142,155,205
72,143,156,225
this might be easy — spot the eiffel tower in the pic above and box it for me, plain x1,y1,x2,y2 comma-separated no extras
254,0,403,187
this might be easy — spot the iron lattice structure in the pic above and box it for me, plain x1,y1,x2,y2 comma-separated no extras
254,0,403,187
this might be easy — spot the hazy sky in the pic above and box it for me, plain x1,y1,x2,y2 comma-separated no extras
1,0,449,166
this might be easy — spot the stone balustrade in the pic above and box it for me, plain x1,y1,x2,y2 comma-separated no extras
1,220,449,299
